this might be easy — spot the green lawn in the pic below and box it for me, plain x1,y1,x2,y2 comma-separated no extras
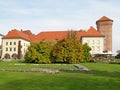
0,60,76,70
0,60,120,90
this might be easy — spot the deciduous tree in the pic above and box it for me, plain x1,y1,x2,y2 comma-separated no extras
83,43,91,62
25,42,51,64
51,38,84,64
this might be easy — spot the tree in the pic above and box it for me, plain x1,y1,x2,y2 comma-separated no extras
83,43,91,62
67,30,77,40
115,50,120,58
51,38,84,64
117,50,120,54
25,42,51,64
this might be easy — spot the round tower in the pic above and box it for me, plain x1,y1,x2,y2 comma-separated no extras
96,16,113,54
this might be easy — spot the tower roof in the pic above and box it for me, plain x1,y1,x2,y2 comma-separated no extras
97,16,113,22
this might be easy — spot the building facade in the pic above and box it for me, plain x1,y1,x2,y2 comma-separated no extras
82,37,104,54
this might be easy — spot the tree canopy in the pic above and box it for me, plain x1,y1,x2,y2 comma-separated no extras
83,43,91,62
25,42,51,64
25,31,92,64
51,38,84,64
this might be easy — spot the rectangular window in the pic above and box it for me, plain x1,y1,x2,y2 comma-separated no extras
14,42,16,45
10,48,12,51
97,46,100,51
97,40,100,44
14,48,16,51
92,40,95,44
87,40,89,44
91,46,95,51
6,42,8,45
6,48,8,51
10,42,12,45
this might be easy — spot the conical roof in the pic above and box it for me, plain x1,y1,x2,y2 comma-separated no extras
97,16,113,22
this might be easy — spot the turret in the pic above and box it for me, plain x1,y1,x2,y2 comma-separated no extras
96,16,113,54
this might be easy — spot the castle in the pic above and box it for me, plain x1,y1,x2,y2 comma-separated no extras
0,16,113,59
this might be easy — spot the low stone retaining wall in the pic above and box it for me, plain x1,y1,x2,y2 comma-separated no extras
0,68,60,74
73,64,91,72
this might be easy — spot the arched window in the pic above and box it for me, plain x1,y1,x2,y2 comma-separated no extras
4,53,10,59
12,53,18,59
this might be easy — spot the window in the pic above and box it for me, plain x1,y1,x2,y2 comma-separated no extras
87,40,89,44
6,48,8,51
97,46,100,51
10,42,12,45
14,42,16,45
14,48,16,51
6,42,8,45
97,40,100,44
91,46,95,51
92,40,95,44
10,48,12,51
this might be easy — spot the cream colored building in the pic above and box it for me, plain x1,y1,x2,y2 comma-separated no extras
0,33,3,45
82,37,104,54
2,30,30,59
0,33,3,58
2,39,30,59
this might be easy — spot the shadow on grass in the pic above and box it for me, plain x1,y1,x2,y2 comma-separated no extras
60,69,93,75
61,68,120,78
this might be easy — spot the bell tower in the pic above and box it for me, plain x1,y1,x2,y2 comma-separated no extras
96,16,113,54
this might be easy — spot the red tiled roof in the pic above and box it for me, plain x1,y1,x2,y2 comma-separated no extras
32,26,104,42
3,29,31,41
82,26,104,37
22,30,36,41
22,30,33,35
3,26,104,42
33,31,69,42
97,16,113,22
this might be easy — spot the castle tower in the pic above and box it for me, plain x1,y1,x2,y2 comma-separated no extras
96,16,113,54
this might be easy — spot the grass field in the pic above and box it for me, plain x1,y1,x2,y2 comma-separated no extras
0,60,120,90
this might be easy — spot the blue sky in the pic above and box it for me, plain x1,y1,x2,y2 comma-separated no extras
0,0,120,54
